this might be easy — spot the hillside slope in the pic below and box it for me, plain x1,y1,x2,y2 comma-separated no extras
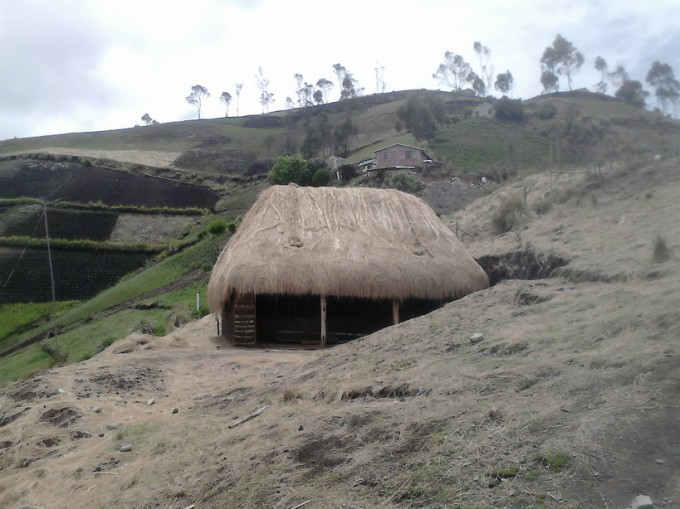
0,157,678,508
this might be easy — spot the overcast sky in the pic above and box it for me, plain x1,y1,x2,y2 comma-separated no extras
1,0,679,141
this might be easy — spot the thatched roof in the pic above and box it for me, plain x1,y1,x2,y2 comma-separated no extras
208,185,489,311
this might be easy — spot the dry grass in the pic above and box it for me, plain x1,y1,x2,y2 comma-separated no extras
1,156,680,508
208,185,489,312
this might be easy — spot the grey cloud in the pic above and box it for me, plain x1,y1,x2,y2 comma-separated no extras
0,1,117,137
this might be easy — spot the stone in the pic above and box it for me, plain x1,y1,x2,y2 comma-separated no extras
147,398,155,406
120,444,132,452
106,422,119,430
172,407,180,414
469,332,485,344
631,494,654,509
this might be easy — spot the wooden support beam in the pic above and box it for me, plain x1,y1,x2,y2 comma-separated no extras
320,295,327,347
392,299,400,325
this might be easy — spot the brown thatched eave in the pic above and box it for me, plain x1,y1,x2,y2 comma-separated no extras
208,185,488,312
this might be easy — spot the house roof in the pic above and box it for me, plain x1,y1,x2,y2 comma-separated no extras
208,185,489,311
374,143,433,161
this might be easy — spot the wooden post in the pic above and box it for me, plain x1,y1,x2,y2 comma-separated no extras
392,300,400,325
320,295,327,347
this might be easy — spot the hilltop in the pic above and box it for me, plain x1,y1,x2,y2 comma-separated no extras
0,89,679,508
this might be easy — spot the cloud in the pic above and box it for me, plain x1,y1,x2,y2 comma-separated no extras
0,0,121,138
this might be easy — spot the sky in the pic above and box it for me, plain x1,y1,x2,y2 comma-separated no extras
1,0,679,141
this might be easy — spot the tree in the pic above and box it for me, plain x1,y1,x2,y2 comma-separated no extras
433,52,474,91
594,56,608,94
468,72,486,97
219,91,232,117
302,113,333,158
316,78,334,103
256,67,274,114
285,97,295,109
473,41,494,96
313,90,323,105
646,61,680,115
540,34,584,91
608,65,628,91
494,97,525,123
311,167,331,187
540,70,559,93
495,71,514,96
185,84,209,119
396,95,443,141
268,154,313,186
616,80,649,108
333,63,362,100
332,118,358,156
141,113,157,125
294,73,313,107
235,83,243,116
374,62,386,94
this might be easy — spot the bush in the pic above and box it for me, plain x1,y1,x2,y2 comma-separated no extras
268,154,313,186
41,342,68,366
533,450,569,471
494,97,525,123
492,191,528,234
531,197,553,215
536,102,557,120
653,235,671,263
208,219,227,236
382,173,425,195
311,167,331,187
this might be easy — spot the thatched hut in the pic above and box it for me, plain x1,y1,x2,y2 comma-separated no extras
208,185,489,346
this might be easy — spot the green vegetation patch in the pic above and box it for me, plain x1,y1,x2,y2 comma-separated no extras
431,118,549,173
0,301,78,348
532,449,569,471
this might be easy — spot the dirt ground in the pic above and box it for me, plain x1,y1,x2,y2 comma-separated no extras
10,147,182,167
1,157,679,508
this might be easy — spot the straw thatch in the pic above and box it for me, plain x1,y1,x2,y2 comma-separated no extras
208,185,488,311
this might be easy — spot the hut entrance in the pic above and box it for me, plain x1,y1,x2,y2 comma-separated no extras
254,294,442,346
256,295,321,345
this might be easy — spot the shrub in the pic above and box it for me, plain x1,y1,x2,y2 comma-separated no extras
536,102,557,120
311,168,331,187
382,173,425,195
494,97,525,123
41,342,68,366
533,450,569,471
208,219,227,236
653,235,671,263
268,154,312,185
531,197,553,215
492,191,528,234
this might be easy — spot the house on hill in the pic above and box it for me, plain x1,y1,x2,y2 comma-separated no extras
208,185,489,347
373,144,433,171
472,102,494,118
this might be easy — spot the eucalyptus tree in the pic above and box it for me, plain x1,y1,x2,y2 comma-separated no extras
185,84,209,119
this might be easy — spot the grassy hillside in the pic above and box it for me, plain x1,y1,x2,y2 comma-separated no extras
1,89,679,382
0,156,678,508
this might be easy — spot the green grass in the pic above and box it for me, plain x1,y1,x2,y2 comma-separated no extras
0,301,77,346
533,450,569,471
0,343,53,387
0,233,225,387
2,235,223,353
430,118,550,173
